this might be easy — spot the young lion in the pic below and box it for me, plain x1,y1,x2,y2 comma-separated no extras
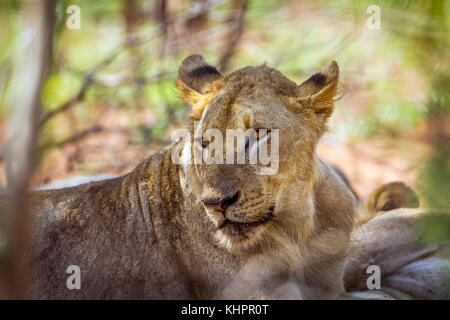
1,55,358,299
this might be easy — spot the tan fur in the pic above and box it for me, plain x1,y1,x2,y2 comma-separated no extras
344,208,450,299
0,56,358,299
357,181,419,225
343,183,449,299
177,55,356,299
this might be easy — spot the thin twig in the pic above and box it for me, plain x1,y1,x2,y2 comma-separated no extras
93,71,173,88
39,35,141,127
40,126,130,151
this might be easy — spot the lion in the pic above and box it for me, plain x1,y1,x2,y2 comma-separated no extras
2,55,445,299
0,54,358,299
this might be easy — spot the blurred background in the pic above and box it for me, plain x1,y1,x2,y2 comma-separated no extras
0,0,448,241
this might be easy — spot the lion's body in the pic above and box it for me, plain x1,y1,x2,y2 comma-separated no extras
344,208,450,300
22,145,239,299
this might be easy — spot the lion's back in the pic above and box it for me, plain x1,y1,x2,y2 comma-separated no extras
24,147,194,299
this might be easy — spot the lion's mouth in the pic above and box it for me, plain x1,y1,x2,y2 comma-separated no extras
218,205,274,236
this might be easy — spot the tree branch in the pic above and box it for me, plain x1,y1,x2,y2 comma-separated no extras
40,33,148,125
218,0,248,73
0,0,56,299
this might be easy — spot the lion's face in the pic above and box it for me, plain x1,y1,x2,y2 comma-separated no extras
177,55,340,250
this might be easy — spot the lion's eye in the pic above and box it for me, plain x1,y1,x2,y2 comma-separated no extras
201,139,210,148
247,128,270,150
254,128,270,140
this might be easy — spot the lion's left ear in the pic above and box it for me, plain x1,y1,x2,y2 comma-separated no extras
177,54,223,120
296,61,339,118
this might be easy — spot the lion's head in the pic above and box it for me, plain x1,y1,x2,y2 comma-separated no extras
175,54,340,251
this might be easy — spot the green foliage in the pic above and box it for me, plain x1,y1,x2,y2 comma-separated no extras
418,211,450,246
356,101,424,138
419,151,450,209
144,80,179,112
427,74,450,120
41,71,83,111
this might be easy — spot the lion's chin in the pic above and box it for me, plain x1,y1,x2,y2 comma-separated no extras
214,207,274,251
215,227,265,251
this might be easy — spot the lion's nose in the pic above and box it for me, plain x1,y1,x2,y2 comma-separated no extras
201,191,240,212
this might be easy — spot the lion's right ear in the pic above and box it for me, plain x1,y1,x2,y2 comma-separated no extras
296,61,339,119
177,54,223,120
